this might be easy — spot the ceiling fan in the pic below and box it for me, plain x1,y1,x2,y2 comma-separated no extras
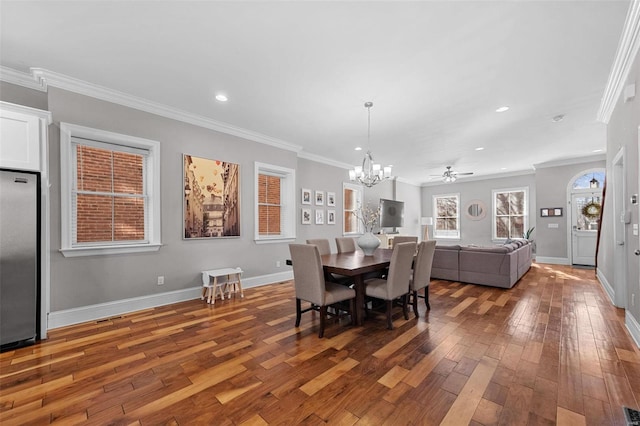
431,166,474,183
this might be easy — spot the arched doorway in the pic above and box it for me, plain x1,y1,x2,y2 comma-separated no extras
568,169,605,266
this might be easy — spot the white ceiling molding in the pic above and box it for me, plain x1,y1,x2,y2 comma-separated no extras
0,66,302,154
0,66,46,92
394,176,422,187
597,0,640,123
297,150,353,170
533,153,607,169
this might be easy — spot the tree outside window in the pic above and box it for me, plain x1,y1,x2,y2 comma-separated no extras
493,188,527,239
433,194,460,239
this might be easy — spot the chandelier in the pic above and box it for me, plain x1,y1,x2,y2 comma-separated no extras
348,102,392,187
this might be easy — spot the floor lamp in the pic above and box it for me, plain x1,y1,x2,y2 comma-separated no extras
421,217,433,241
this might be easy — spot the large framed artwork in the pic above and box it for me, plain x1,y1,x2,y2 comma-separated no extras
183,154,240,239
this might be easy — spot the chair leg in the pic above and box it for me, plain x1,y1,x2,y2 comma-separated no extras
425,288,431,310
402,294,409,320
386,300,394,330
412,290,419,318
319,305,327,338
295,298,302,327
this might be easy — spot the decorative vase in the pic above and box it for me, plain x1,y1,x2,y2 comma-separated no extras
357,232,381,256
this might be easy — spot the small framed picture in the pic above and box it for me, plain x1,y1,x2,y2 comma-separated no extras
301,208,311,224
327,209,336,225
541,208,549,217
554,208,563,216
302,188,312,205
315,190,324,206
315,209,324,225
327,192,336,207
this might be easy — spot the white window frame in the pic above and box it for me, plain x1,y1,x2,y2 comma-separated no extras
492,186,529,241
254,162,296,243
60,123,161,257
343,182,363,235
432,193,460,239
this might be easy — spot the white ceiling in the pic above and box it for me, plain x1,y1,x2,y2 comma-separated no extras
0,1,630,184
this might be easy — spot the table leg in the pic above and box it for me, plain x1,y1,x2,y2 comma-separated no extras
354,275,365,326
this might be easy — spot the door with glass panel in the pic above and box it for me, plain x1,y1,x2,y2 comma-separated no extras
570,171,604,266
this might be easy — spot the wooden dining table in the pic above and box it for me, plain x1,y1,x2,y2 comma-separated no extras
320,248,393,326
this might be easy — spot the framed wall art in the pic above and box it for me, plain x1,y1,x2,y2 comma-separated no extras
327,209,336,225
301,208,311,224
327,192,336,207
315,209,324,224
301,188,312,205
315,190,324,206
183,154,240,239
540,207,563,217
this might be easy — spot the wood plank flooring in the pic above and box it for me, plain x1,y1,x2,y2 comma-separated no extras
1,263,639,425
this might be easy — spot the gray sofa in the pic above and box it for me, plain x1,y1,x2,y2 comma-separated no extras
431,240,532,288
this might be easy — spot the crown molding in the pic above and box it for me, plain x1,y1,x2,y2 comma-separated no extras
0,66,302,153
297,150,354,170
597,0,640,123
533,153,606,169
0,66,46,91
394,176,422,187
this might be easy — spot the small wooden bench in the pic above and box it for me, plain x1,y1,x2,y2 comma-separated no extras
201,267,244,304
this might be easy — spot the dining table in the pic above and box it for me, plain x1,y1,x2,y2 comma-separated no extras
320,248,393,326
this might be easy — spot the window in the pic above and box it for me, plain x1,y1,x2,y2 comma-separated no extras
254,162,295,242
433,194,460,239
493,187,528,240
343,183,363,235
60,123,161,257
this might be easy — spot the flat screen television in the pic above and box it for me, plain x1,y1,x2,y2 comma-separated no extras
379,198,404,229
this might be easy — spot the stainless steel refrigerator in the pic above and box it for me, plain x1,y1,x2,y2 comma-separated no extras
0,169,40,348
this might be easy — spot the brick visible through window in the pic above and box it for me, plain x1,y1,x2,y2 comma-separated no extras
258,174,281,235
75,145,146,243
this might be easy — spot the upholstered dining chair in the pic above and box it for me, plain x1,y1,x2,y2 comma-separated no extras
392,236,418,247
306,239,332,255
410,240,437,317
289,244,356,338
335,237,357,254
363,241,416,330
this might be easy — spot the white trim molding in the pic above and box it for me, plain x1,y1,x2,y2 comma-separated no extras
598,0,640,123
596,267,616,305
0,66,47,92
48,271,293,329
626,312,640,349
535,257,570,265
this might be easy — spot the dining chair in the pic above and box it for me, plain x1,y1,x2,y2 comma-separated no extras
289,244,356,338
363,241,416,330
335,237,357,253
306,239,332,255
392,236,418,247
410,240,437,317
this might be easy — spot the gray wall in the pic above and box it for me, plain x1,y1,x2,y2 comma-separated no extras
601,51,639,324
0,81,48,110
421,174,536,247
535,159,606,259
45,87,298,310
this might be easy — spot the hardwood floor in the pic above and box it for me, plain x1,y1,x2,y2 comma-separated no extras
1,263,639,425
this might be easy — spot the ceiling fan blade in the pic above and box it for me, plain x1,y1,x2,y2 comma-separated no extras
456,172,474,175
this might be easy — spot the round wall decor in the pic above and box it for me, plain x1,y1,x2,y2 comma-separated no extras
581,201,601,221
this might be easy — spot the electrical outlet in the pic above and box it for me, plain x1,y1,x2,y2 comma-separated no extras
276,261,281,267
157,276,164,285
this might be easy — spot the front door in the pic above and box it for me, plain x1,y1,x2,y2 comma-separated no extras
571,192,601,266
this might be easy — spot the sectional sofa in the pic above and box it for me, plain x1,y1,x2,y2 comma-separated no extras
431,240,532,288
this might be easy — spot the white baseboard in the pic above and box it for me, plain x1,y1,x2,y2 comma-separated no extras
596,268,616,305
626,311,640,349
48,271,293,330
534,256,570,265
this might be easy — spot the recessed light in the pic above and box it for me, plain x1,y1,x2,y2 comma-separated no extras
495,106,510,113
551,114,565,122
215,94,228,102
501,167,507,170
592,149,603,153
475,147,485,151
355,147,362,151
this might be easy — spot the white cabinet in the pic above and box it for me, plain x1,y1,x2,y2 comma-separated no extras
0,103,50,171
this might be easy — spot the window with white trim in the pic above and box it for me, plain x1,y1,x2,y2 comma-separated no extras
433,193,460,239
254,162,295,242
343,183,363,235
493,187,528,240
60,123,161,257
